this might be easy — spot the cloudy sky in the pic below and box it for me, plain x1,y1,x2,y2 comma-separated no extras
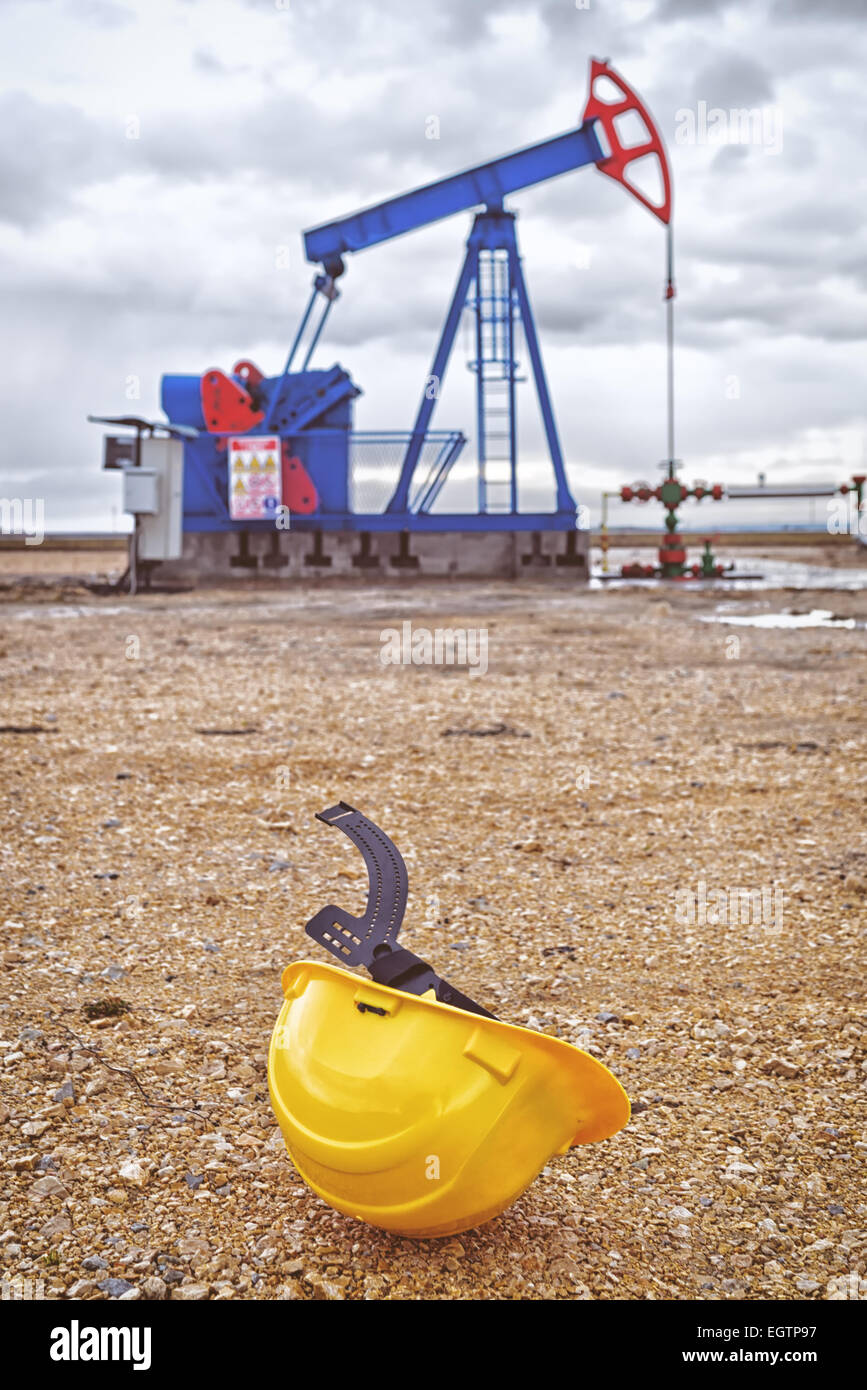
1,0,865,532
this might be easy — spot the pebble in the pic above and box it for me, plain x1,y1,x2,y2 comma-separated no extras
82,1255,109,1271
172,1283,211,1301
119,1159,147,1188
308,1276,345,1300
30,1175,68,1198
67,1280,95,1298
762,1057,801,1079
98,1278,135,1298
8,1153,38,1172
41,1214,72,1237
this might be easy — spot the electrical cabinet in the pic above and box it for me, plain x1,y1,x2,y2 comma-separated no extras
133,438,184,561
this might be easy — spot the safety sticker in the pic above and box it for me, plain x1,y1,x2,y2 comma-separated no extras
228,436,282,521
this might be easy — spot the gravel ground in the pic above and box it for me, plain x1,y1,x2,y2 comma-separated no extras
1,575,865,1301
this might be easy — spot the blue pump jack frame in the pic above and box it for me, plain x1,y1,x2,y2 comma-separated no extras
385,207,573,518
299,118,605,529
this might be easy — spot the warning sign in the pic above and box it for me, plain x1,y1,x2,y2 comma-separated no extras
228,436,282,521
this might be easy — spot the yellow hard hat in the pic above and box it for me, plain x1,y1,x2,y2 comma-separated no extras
268,803,629,1238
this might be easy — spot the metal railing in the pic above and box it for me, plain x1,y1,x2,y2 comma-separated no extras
349,430,466,514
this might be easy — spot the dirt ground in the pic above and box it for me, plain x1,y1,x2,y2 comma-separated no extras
0,547,126,585
1,568,865,1301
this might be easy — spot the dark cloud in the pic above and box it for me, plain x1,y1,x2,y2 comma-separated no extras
656,0,737,15
192,48,240,75
1,79,567,231
71,0,133,25
0,0,132,18
0,94,119,225
690,54,775,108
771,0,866,18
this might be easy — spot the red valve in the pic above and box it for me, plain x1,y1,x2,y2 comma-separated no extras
582,59,672,225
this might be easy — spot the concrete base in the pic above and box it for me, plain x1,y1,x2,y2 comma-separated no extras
158,528,589,584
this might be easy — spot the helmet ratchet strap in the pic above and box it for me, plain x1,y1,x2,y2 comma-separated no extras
304,802,495,1020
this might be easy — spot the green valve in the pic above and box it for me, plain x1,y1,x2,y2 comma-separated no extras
700,539,717,577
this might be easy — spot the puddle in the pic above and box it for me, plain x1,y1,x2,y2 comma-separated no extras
13,605,131,621
590,550,867,592
699,608,862,630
